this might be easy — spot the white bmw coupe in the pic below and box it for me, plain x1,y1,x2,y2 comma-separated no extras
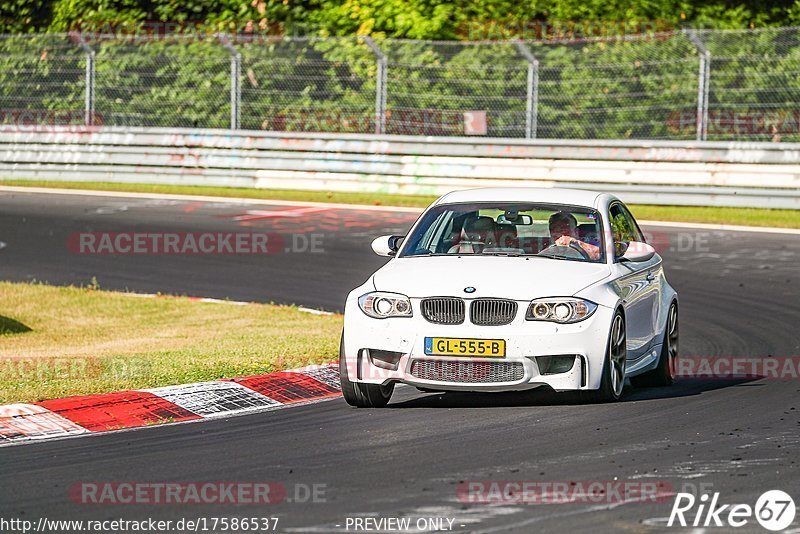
340,188,678,406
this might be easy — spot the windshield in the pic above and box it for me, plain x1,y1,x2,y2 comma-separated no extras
399,202,605,263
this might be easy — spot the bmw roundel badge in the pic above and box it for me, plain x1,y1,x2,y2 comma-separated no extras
464,286,476,293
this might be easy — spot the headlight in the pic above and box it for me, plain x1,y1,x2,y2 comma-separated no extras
525,298,597,323
358,292,413,319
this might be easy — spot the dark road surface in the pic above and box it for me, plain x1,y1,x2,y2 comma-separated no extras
1,189,798,533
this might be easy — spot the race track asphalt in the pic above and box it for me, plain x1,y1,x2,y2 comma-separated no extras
1,189,798,533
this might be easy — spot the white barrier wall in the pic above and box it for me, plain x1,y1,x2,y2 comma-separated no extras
1,127,799,208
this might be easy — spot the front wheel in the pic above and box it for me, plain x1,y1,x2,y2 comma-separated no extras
632,302,678,388
339,335,394,408
584,310,627,403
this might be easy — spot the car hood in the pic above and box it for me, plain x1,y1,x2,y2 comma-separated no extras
372,256,611,300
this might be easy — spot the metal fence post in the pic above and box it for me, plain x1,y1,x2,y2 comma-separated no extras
364,37,387,135
685,29,711,141
515,42,539,139
701,50,711,141
76,34,95,127
218,35,241,130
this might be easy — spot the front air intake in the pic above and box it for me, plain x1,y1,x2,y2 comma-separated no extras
410,360,524,383
421,297,465,325
470,299,517,326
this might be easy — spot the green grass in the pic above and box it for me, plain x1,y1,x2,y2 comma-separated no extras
0,281,342,403
625,204,800,229
2,179,799,228
0,179,438,208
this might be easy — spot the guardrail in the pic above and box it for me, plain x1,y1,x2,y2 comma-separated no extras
1,127,799,209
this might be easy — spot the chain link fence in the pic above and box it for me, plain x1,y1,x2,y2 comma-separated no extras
1,27,799,141
700,27,800,142
238,37,377,132
0,34,86,126
94,35,231,128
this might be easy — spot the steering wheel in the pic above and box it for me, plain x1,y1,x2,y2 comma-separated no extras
568,241,591,260
539,243,587,260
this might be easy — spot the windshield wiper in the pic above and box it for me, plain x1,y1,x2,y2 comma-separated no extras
408,251,451,257
537,252,570,261
482,251,523,257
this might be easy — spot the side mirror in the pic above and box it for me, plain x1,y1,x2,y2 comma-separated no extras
371,235,404,257
620,241,656,262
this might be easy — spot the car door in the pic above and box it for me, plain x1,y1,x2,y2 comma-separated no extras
608,202,660,360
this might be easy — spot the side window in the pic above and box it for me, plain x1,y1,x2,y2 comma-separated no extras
619,204,645,243
414,211,451,254
436,215,456,253
609,203,642,258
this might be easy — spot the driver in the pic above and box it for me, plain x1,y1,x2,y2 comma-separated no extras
548,211,601,260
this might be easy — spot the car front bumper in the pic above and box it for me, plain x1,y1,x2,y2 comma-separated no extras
342,293,614,392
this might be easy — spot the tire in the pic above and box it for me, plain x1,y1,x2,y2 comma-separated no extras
339,334,394,408
631,302,679,388
583,310,627,403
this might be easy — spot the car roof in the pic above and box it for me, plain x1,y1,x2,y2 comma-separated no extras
434,187,610,209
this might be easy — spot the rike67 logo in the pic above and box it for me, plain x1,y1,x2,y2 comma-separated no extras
668,490,796,531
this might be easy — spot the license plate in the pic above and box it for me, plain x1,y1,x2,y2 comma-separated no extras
424,337,506,357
